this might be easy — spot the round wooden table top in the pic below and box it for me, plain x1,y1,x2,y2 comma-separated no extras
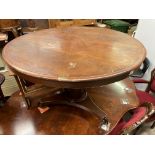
2,27,146,88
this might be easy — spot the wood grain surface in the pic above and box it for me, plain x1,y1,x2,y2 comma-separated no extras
0,78,139,135
2,27,146,88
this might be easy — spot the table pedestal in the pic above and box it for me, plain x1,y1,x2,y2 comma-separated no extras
62,89,87,102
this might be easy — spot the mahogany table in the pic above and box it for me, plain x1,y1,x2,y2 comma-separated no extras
2,27,146,134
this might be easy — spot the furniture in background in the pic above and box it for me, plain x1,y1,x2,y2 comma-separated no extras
0,20,22,72
8,70,58,108
48,19,96,28
0,19,22,39
130,57,150,78
132,68,155,129
0,33,8,43
109,102,154,135
103,19,130,33
21,19,40,34
0,73,5,106
110,65,155,134
133,67,155,93
135,89,155,129
15,75,59,108
0,33,8,71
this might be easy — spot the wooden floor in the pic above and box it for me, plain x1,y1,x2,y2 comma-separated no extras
0,91,101,135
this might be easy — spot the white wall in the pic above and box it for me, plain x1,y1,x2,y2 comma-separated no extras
135,19,155,73
135,19,155,80
134,20,155,90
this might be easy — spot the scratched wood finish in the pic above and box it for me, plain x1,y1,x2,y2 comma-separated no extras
2,27,146,88
0,78,139,135
87,78,139,132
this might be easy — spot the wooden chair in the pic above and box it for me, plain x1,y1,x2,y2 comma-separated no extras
0,73,5,106
48,19,96,28
133,67,155,93
132,68,155,128
0,19,22,38
130,57,150,78
7,69,59,109
0,32,8,43
109,66,155,134
13,74,59,108
134,89,155,129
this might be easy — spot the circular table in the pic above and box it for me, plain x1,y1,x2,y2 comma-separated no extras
2,27,146,134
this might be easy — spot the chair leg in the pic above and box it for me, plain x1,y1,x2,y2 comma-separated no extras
14,75,31,109
151,121,155,129
11,28,19,38
0,87,5,107
133,124,143,135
